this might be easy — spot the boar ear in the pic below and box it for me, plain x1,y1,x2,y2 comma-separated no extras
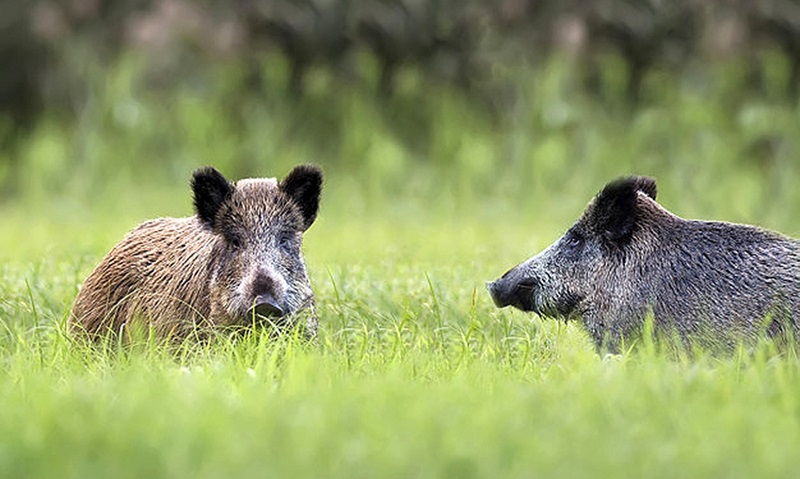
633,176,657,200
280,164,323,231
592,176,657,244
192,167,234,228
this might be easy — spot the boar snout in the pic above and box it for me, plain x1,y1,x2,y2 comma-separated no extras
250,271,287,319
486,280,508,308
251,295,286,319
487,271,538,311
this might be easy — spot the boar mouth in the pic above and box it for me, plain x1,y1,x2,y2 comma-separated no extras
536,292,583,321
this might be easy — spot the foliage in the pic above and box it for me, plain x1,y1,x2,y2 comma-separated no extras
3,249,800,478
2,54,800,477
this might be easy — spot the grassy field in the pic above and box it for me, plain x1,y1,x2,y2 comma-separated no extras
3,57,800,478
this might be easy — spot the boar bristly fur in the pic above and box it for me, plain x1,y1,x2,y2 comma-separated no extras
70,165,323,341
488,176,800,352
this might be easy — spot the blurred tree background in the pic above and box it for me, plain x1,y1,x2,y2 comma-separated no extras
1,0,799,234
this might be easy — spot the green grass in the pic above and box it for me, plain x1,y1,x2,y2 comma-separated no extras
3,54,800,477
3,212,800,478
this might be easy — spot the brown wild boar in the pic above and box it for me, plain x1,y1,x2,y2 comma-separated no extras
70,165,322,340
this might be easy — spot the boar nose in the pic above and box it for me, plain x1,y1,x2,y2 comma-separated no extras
252,294,286,318
486,280,511,308
250,271,286,318
487,271,538,310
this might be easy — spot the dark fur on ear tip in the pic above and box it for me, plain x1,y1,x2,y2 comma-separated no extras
592,176,657,244
191,167,234,228
630,176,657,200
280,164,323,231
602,176,657,201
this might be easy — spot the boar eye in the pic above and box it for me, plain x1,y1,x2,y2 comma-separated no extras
564,232,584,251
227,233,243,250
278,232,297,252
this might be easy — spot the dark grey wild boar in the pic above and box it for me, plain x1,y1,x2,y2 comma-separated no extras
487,176,800,352
70,165,323,340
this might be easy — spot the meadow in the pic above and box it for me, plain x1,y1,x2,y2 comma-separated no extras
2,56,800,478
